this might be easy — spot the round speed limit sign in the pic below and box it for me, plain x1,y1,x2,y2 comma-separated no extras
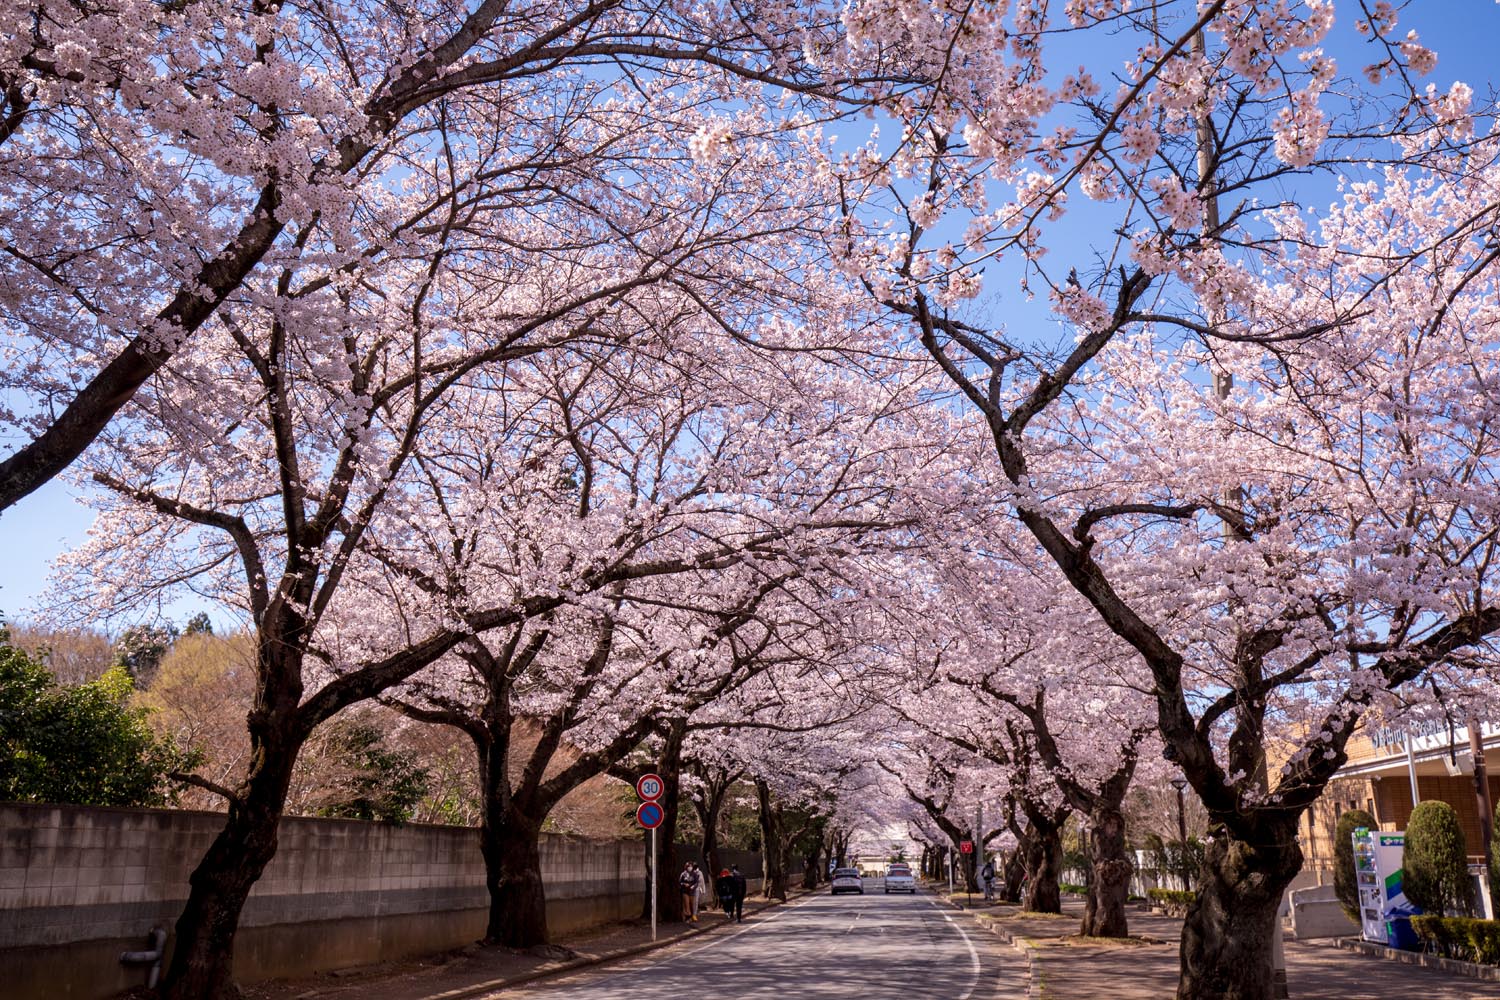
636,773,665,801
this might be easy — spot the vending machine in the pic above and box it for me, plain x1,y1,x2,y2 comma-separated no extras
1351,827,1420,948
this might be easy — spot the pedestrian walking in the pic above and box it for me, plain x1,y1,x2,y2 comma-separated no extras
678,861,703,922
728,865,748,922
716,868,735,916
981,859,996,902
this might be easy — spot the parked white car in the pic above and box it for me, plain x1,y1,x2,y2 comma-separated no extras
883,864,915,893
830,867,865,894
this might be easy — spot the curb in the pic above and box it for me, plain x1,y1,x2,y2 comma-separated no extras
1331,935,1500,982
973,914,1043,1000
928,888,1043,999
407,890,812,1000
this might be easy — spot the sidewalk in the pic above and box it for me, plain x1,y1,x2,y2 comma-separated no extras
937,893,1500,999
238,892,803,1000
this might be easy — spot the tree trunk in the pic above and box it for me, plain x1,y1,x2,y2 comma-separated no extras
472,694,552,948
1081,802,1131,937
699,797,723,880
1002,849,1025,903
1024,823,1063,914
160,729,299,999
481,815,548,946
803,841,822,889
755,780,787,900
1177,827,1301,1000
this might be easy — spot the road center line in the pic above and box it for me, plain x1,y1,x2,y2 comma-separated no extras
669,890,815,959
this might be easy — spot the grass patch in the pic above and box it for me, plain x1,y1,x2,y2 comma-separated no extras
1055,934,1162,948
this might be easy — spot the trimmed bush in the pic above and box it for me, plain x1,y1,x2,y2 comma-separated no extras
1404,801,1476,917
1148,887,1197,916
1411,915,1500,965
1412,914,1456,955
1334,809,1377,921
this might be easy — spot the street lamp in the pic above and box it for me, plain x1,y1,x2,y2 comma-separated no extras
1170,777,1189,889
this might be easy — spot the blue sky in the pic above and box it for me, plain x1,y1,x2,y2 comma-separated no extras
2,1,1496,632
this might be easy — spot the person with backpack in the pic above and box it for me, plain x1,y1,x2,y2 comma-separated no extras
678,861,704,922
981,859,996,902
716,868,735,916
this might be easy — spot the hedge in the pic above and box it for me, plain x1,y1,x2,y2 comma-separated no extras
1148,888,1197,915
1411,915,1500,965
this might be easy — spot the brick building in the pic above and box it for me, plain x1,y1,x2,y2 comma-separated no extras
1299,721,1498,893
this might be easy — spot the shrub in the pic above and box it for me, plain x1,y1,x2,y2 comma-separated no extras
1469,919,1500,965
0,632,198,806
1060,883,1087,894
1404,801,1475,917
1142,832,1204,890
1412,914,1453,955
1412,915,1500,965
1147,887,1197,915
1334,808,1377,921
310,720,430,824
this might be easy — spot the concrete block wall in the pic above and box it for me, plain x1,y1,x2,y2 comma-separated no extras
0,802,657,1000
1287,884,1359,939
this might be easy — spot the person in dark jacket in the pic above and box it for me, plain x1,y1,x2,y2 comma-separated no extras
716,868,735,916
727,865,748,922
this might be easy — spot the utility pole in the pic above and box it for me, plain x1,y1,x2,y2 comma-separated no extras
1406,733,1422,807
1470,716,1493,916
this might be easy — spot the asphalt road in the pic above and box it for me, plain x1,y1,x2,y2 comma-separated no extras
509,882,1018,1000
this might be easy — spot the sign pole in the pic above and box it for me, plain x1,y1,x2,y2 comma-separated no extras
635,771,665,942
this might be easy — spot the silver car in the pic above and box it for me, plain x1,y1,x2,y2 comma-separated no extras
883,864,915,893
830,867,864,894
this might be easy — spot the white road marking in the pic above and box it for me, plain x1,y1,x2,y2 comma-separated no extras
518,891,991,999
923,895,984,1000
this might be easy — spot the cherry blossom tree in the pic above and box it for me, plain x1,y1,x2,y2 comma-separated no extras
876,744,1000,894
829,3,1500,996
1,0,959,511
899,550,1160,935
42,126,877,992
357,307,952,941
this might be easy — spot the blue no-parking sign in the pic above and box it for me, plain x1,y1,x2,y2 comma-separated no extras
637,801,665,829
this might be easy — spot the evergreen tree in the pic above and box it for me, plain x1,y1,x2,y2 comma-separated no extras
0,630,197,806
1404,802,1475,917
1334,809,1376,922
